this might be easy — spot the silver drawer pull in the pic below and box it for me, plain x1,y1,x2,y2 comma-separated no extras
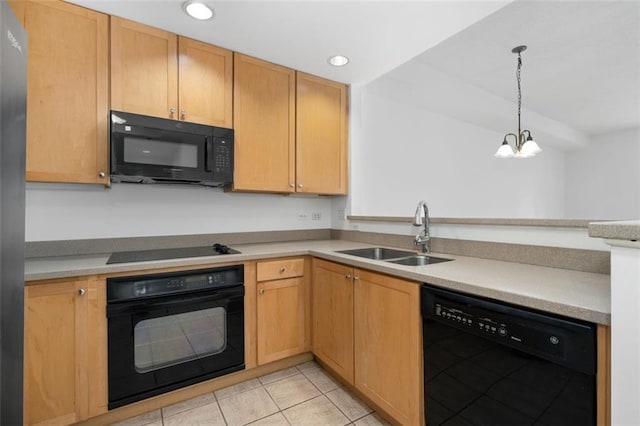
279,267,285,273
259,289,264,295
78,288,85,296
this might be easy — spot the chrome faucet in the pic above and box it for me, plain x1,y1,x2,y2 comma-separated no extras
413,200,430,253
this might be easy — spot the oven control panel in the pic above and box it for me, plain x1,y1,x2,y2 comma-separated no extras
435,303,509,338
107,265,244,302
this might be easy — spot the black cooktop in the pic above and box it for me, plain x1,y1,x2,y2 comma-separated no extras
106,243,240,264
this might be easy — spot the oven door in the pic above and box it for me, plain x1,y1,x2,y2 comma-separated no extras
107,285,244,409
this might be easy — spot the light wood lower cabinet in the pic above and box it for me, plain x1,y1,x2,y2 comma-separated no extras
256,258,310,365
24,276,107,426
354,269,422,425
311,259,422,424
312,259,354,384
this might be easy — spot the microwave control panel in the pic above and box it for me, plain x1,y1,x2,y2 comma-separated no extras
212,137,233,181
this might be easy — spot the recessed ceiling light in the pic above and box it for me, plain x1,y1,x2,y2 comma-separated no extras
328,55,349,67
183,1,214,20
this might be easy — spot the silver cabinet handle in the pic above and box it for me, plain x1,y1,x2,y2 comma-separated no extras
181,110,187,119
259,288,264,295
290,184,295,188
169,107,176,114
78,288,85,296
98,172,105,178
298,184,303,188
345,274,352,280
279,267,285,273
354,276,360,281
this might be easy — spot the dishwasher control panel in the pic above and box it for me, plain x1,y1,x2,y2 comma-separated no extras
435,303,509,337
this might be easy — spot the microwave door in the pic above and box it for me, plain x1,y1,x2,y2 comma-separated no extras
124,136,198,169
112,129,210,183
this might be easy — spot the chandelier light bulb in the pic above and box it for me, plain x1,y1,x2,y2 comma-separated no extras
521,139,542,156
494,141,515,158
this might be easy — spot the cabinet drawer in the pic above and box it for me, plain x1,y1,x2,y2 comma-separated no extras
257,258,304,281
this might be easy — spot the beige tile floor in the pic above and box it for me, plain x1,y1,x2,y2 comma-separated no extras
112,361,391,426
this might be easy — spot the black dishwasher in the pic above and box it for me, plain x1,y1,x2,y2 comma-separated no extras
421,284,597,426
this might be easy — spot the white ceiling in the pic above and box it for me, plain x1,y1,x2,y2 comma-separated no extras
388,0,640,141
69,0,510,85
70,0,638,147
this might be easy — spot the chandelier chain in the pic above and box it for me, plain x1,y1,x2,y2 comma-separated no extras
516,52,522,139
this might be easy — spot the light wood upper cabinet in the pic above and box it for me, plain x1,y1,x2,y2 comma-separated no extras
312,259,354,384
233,54,296,192
256,258,308,365
111,18,232,127
354,269,422,425
111,17,178,120
233,61,349,195
296,72,349,195
24,277,107,426
13,0,109,185
178,37,233,127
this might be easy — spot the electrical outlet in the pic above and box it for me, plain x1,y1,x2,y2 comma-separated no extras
311,212,322,221
297,212,308,221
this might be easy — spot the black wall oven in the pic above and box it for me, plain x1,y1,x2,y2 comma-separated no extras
107,265,244,409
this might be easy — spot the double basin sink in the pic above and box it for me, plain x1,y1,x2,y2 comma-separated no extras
336,247,452,266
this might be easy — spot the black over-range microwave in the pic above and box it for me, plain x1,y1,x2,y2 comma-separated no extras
110,110,233,187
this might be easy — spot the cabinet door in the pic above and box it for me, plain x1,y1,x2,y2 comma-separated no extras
354,270,422,425
111,17,178,120
257,278,305,365
296,72,348,195
178,37,233,127
233,54,295,192
312,259,354,383
24,280,88,425
17,0,109,184
24,277,106,425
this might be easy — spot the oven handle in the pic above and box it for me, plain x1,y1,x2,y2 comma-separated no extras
107,286,244,317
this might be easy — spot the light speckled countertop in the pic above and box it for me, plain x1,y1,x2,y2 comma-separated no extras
25,240,611,325
589,220,640,241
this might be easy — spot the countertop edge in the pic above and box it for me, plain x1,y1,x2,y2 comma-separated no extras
25,241,611,325
308,251,610,326
588,220,640,241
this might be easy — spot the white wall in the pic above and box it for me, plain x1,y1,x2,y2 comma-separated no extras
25,183,332,241
565,127,640,220
349,80,567,219
608,242,640,425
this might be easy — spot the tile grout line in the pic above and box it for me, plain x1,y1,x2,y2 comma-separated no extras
298,366,354,423
124,362,378,426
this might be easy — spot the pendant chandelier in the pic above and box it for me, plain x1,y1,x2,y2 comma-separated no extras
495,45,542,158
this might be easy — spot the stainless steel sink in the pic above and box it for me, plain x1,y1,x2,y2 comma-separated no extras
387,255,452,266
336,247,416,260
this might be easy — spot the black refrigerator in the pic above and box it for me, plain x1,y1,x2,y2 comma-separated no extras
0,1,26,424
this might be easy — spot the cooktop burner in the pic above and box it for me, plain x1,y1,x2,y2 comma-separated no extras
106,243,240,265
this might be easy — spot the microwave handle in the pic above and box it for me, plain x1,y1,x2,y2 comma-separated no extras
205,138,213,172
